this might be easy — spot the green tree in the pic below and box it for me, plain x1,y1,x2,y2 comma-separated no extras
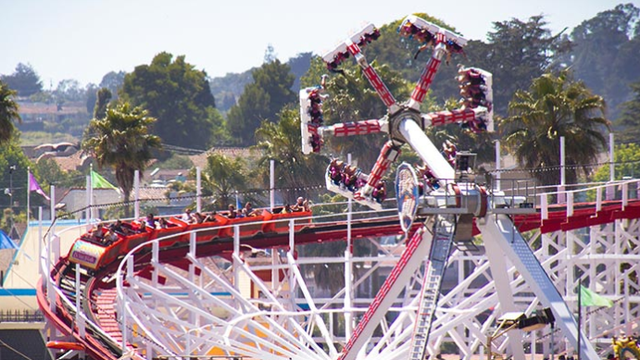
288,52,313,92
226,85,269,145
617,81,640,144
466,16,569,117
502,70,610,186
121,52,226,149
209,70,254,113
253,107,327,204
0,63,43,97
34,157,83,189
81,87,113,147
82,102,162,215
200,153,249,208
569,3,640,119
263,44,277,63
0,80,21,145
227,60,296,145
93,88,113,119
54,79,84,103
99,71,126,100
85,83,99,114
1,209,16,233
592,143,640,182
0,138,38,215
299,54,324,89
215,92,237,113
156,154,194,170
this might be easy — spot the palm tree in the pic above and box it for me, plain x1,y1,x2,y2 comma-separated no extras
200,152,249,209
253,107,327,204
502,70,610,186
0,80,21,146
82,102,161,215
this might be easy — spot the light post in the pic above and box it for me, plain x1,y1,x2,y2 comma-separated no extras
8,165,16,209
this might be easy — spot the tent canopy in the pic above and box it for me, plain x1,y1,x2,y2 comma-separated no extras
0,230,18,249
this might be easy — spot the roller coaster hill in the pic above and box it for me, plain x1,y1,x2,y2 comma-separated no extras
28,14,640,360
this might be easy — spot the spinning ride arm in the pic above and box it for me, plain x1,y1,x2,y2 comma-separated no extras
400,15,467,110
323,119,388,138
299,86,389,155
324,24,400,113
347,42,399,112
355,140,401,199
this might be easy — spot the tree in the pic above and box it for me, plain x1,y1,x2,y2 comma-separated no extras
99,71,126,100
121,52,226,149
156,154,193,170
199,153,249,208
253,107,327,204
227,60,296,145
0,80,21,146
466,16,569,117
85,83,99,114
215,92,237,113
0,63,43,97
0,138,38,215
82,102,162,215
592,143,640,182
81,87,113,155
34,157,83,188
264,44,277,63
502,70,610,186
209,70,254,113
93,88,113,120
288,52,313,92
617,81,640,144
54,79,84,102
569,4,640,119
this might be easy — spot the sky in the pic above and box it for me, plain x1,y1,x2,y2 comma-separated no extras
0,0,628,88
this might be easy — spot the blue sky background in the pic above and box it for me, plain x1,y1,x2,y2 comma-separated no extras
0,0,627,87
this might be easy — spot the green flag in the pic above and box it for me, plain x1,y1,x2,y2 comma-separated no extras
91,170,118,191
579,285,613,307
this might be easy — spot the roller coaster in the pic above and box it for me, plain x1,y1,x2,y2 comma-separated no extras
35,14,640,360
36,182,640,360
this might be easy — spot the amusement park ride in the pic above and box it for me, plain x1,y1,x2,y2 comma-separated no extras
299,14,595,360
35,14,640,360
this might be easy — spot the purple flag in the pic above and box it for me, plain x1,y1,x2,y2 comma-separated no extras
28,172,50,201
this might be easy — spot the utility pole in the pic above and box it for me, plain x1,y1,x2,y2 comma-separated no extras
8,165,16,211
8,165,16,231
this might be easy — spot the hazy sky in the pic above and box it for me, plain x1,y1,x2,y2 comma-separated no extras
0,0,626,87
